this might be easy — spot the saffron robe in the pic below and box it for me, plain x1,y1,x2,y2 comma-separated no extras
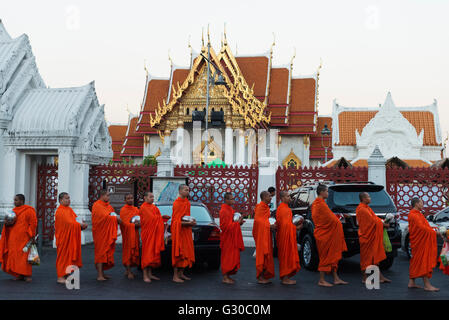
92,200,118,270
276,202,300,278
219,203,244,275
408,209,437,279
0,205,37,277
252,201,275,279
139,202,165,269
356,203,386,271
171,197,195,268
54,205,83,277
119,204,140,267
311,198,347,273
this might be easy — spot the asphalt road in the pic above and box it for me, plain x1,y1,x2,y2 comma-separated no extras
0,244,448,300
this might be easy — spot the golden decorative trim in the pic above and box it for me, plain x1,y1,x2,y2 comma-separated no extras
154,147,161,158
282,148,301,169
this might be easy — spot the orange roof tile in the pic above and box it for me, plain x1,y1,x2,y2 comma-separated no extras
136,79,170,133
337,111,439,146
108,125,127,162
235,56,269,98
309,116,333,160
268,68,289,105
352,159,431,167
122,117,143,157
169,69,190,100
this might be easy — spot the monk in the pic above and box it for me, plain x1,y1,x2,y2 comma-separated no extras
311,184,348,287
408,197,440,291
92,189,121,281
54,192,88,284
219,192,245,284
139,192,170,283
253,191,276,284
119,194,140,279
0,194,37,282
276,191,301,285
356,192,391,284
171,184,196,283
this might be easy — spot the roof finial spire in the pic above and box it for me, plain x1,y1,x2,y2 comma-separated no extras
188,35,193,68
168,49,173,68
290,47,296,70
270,32,276,56
207,24,211,46
202,27,205,45
223,22,228,45
144,59,149,77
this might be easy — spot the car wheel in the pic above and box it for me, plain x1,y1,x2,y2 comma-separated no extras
405,235,412,259
207,256,220,270
300,233,319,271
379,256,395,271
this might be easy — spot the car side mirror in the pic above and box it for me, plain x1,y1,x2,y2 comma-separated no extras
427,215,435,222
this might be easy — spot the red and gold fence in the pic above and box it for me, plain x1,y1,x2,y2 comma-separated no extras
36,164,58,242
174,165,259,218
88,164,157,209
276,166,369,196
386,167,449,220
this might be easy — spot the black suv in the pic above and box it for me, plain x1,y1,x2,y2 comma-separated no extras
289,182,402,271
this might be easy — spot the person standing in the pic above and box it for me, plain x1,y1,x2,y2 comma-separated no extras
55,192,88,284
139,192,169,283
0,194,37,282
119,194,140,280
311,184,348,287
408,197,440,291
219,192,245,284
253,191,276,284
276,191,301,285
171,184,196,283
92,189,121,281
356,192,391,284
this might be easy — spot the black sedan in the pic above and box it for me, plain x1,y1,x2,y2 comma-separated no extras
156,202,221,269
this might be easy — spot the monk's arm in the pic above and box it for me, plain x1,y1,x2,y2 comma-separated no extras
27,209,38,238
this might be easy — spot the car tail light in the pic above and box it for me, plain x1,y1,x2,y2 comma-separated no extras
208,227,221,241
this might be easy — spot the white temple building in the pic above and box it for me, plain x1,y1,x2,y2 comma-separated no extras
0,20,112,222
324,92,444,167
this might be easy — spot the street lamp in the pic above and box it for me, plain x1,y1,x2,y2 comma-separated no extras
200,46,227,166
321,123,331,163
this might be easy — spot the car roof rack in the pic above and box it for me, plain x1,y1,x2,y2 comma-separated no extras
334,181,376,185
300,180,335,188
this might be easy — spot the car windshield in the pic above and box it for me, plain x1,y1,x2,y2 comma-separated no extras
157,205,213,223
435,208,449,222
327,185,396,213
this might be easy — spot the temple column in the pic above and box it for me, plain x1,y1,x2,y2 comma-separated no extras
236,129,245,165
175,127,184,166
71,160,92,244
247,129,256,166
0,146,18,218
303,135,310,168
225,126,233,165
57,147,73,195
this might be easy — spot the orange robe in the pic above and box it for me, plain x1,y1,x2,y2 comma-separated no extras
276,202,300,278
171,197,195,268
356,203,386,271
311,198,347,273
0,205,37,277
408,209,437,279
219,203,244,275
119,204,140,267
139,202,165,269
92,200,118,270
54,205,83,277
252,201,275,280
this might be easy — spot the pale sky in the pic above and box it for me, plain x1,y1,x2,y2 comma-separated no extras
1,0,448,137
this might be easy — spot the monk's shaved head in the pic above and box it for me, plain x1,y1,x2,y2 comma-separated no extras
359,192,369,202
260,191,270,201
279,191,289,198
179,184,188,191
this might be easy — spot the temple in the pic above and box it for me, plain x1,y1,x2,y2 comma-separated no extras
325,92,444,167
119,31,331,168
